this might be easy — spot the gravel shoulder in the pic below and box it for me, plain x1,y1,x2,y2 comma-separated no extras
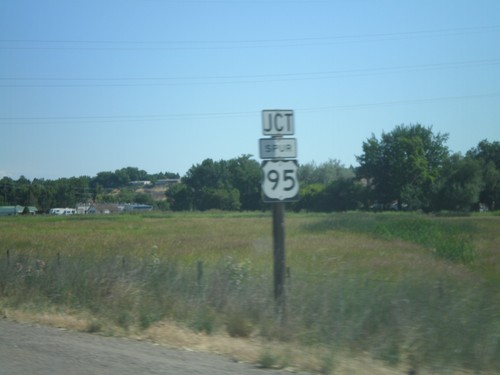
0,319,310,375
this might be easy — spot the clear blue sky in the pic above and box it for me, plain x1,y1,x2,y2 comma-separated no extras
1,0,499,180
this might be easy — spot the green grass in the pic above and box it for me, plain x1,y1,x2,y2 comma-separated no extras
307,212,477,263
0,212,499,373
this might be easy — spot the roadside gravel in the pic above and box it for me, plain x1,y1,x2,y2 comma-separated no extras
0,319,311,375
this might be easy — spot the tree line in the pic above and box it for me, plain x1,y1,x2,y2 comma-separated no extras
0,167,179,213
1,124,499,213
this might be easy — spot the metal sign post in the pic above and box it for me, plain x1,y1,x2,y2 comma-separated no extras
272,201,286,319
259,109,299,321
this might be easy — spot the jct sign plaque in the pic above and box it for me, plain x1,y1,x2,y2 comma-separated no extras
262,110,294,136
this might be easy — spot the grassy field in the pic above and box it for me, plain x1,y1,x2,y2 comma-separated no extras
0,211,499,374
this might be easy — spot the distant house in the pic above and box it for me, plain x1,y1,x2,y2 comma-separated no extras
0,206,18,216
86,203,123,215
122,203,153,212
26,206,38,215
129,180,152,187
155,178,181,187
0,205,38,216
76,203,92,215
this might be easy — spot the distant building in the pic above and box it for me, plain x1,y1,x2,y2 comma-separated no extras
73,202,154,215
76,203,92,215
0,205,38,216
122,203,153,212
129,180,152,187
155,178,181,187
86,203,123,215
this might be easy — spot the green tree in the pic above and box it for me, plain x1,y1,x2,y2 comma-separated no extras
93,171,119,189
436,154,483,211
117,188,135,203
133,192,155,206
195,187,241,211
12,176,31,206
33,179,56,212
299,159,354,185
324,178,364,212
467,140,500,210
183,156,260,211
0,177,14,205
356,124,449,211
184,159,231,191
227,155,261,210
294,183,326,212
120,167,148,182
166,183,193,211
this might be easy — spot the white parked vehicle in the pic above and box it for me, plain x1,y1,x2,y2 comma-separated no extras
49,208,76,215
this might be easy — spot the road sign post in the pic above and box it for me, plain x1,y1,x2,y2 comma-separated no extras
259,109,299,322
272,201,286,320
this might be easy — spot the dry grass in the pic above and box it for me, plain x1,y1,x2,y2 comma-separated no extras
0,302,493,375
1,212,499,374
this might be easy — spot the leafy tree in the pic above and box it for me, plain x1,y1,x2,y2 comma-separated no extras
116,188,135,203
299,159,354,185
227,155,261,210
356,124,449,211
295,160,357,212
467,140,500,210
12,176,32,206
53,178,76,207
323,178,364,212
156,200,170,211
436,154,483,211
195,188,241,211
184,159,231,191
467,139,500,167
166,183,193,211
93,171,119,189
183,159,230,210
121,167,148,182
92,183,104,202
133,192,155,206
182,156,260,211
0,177,14,204
294,183,326,212
114,168,132,186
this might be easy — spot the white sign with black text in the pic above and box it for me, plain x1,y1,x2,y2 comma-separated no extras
259,138,297,159
261,160,299,202
262,110,294,136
